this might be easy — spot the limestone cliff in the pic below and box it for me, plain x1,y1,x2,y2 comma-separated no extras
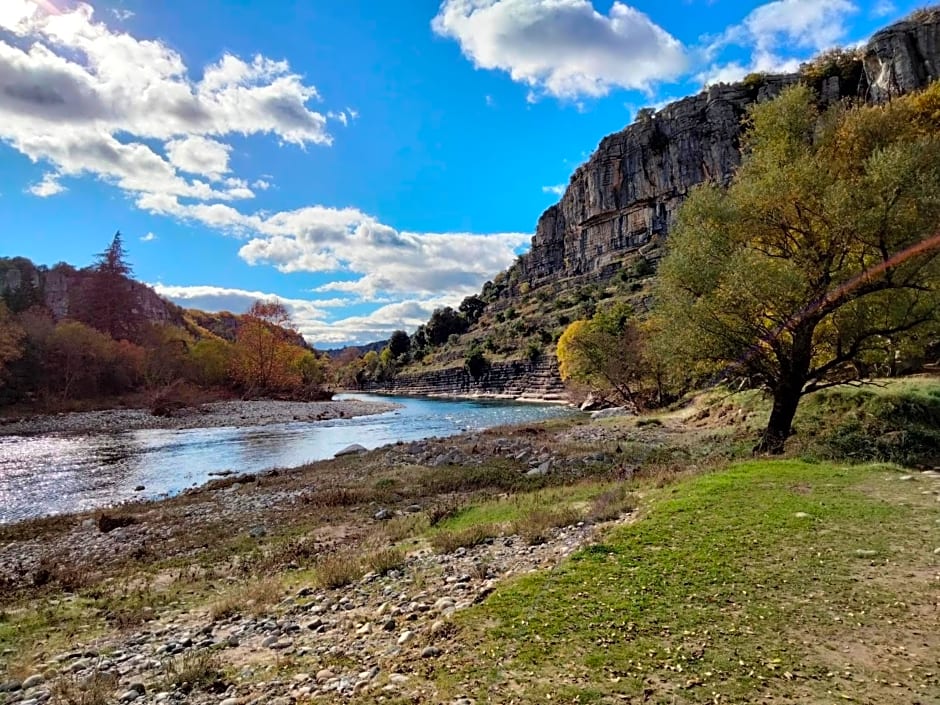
505,10,940,293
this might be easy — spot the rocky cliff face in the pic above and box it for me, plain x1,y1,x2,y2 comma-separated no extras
0,258,177,324
363,360,568,402
507,11,940,293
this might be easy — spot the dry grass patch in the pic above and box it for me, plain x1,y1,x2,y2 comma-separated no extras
383,513,428,542
50,670,117,705
430,523,502,554
364,547,405,576
209,577,283,621
512,506,581,546
586,486,637,523
162,650,225,692
314,552,365,589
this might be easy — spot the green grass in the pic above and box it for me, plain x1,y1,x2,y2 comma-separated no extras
435,460,940,703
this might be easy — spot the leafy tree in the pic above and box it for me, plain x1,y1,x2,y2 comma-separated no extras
44,321,116,398
0,301,25,387
556,302,645,407
464,347,489,381
188,338,234,387
232,300,300,392
426,306,467,345
292,350,328,388
79,232,142,340
388,330,410,358
653,84,940,453
458,295,486,324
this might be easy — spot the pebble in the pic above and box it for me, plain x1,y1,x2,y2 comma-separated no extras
397,630,415,645
21,675,44,690
421,646,442,658
793,512,812,519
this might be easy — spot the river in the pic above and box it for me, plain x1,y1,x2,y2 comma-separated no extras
0,394,576,524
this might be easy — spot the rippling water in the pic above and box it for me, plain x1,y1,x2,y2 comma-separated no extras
0,394,576,524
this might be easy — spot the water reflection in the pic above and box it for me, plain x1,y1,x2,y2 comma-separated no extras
0,394,576,524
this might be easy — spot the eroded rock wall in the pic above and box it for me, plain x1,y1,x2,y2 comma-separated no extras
362,359,568,403
507,13,940,292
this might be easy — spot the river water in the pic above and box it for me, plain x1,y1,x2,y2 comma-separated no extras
0,394,576,524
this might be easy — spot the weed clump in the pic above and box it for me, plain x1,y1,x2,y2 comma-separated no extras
162,651,226,693
431,524,502,553
586,487,637,523
314,552,365,588
512,507,581,546
364,547,405,576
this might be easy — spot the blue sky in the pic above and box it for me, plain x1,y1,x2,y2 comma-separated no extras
0,0,924,346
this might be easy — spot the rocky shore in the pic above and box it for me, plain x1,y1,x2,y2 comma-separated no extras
0,413,667,705
0,399,401,437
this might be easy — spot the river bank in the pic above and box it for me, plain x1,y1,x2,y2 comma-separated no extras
0,399,401,437
1,382,939,703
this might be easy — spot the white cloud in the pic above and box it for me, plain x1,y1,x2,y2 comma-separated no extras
110,8,134,21
698,0,857,86
152,283,457,346
140,232,157,242
135,194,530,301
871,0,895,17
165,136,232,180
27,171,66,197
0,1,332,209
432,0,687,100
541,184,565,196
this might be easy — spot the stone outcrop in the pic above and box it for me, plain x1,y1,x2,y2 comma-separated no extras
0,257,178,324
865,9,940,101
504,11,940,292
363,360,568,402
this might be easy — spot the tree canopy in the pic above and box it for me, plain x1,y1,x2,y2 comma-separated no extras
652,83,940,452
556,302,645,407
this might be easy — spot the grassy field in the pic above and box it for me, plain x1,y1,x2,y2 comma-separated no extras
425,460,940,704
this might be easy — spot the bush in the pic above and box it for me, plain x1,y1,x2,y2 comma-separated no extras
465,348,490,381
526,342,542,363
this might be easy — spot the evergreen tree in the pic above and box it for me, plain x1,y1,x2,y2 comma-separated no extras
78,232,142,341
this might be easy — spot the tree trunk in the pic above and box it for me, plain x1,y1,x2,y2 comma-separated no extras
755,383,802,454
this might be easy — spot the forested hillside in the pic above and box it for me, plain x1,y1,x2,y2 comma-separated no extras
0,234,329,409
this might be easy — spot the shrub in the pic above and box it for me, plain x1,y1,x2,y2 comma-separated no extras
162,651,226,692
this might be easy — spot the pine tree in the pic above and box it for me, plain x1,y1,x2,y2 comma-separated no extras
78,232,142,341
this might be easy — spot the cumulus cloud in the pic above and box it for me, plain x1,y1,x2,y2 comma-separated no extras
137,194,529,301
0,1,332,206
140,232,157,242
27,171,66,197
432,0,687,100
699,0,858,85
541,184,565,196
165,136,232,180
